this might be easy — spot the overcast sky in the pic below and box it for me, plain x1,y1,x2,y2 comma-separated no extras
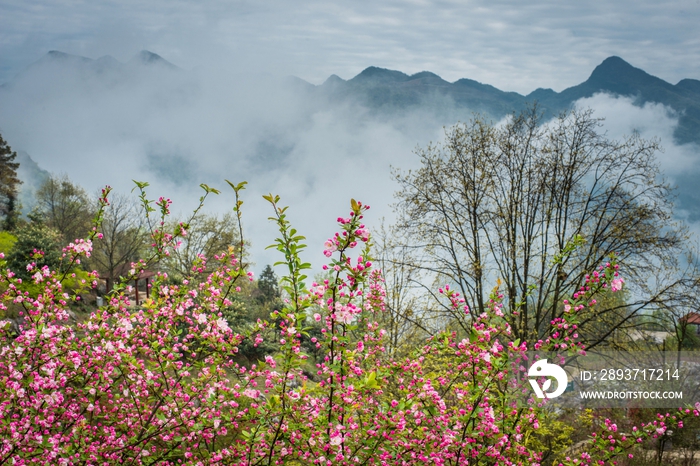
2,0,699,93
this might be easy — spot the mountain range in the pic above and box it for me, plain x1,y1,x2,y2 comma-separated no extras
1,51,700,216
291,56,700,146
3,50,699,144
3,50,180,83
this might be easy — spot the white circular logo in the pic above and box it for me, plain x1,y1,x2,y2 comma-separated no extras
528,358,568,399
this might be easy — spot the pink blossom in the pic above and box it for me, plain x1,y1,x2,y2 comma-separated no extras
611,277,624,291
216,318,230,332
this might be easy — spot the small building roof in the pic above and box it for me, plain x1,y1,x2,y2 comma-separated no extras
680,312,700,325
110,263,158,280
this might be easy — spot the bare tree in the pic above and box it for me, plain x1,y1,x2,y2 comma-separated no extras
372,224,436,356
161,212,243,281
392,106,687,348
90,192,148,292
647,251,700,358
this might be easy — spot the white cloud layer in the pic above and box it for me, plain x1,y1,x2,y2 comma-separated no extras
574,93,700,177
0,59,698,276
572,93,700,239
0,60,444,274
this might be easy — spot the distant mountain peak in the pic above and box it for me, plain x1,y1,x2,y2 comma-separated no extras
47,50,69,58
323,74,345,85
409,71,441,80
351,66,410,84
129,50,178,69
136,50,162,62
585,56,666,90
42,50,92,64
599,55,631,67
590,56,637,78
526,87,557,99
676,78,700,94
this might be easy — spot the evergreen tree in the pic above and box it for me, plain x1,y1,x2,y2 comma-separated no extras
0,134,21,231
257,265,280,303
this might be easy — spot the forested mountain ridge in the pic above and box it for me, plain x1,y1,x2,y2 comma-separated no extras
298,56,700,145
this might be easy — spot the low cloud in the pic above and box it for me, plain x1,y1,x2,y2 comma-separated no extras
1,59,699,276
574,93,700,176
573,93,700,235
0,57,443,274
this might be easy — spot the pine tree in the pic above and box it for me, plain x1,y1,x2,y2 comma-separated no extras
0,134,22,231
257,265,280,303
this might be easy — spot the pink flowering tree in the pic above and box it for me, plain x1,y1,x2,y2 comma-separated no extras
0,184,697,465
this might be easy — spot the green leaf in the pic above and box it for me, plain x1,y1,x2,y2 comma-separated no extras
365,371,380,389
226,180,248,192
199,183,221,195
